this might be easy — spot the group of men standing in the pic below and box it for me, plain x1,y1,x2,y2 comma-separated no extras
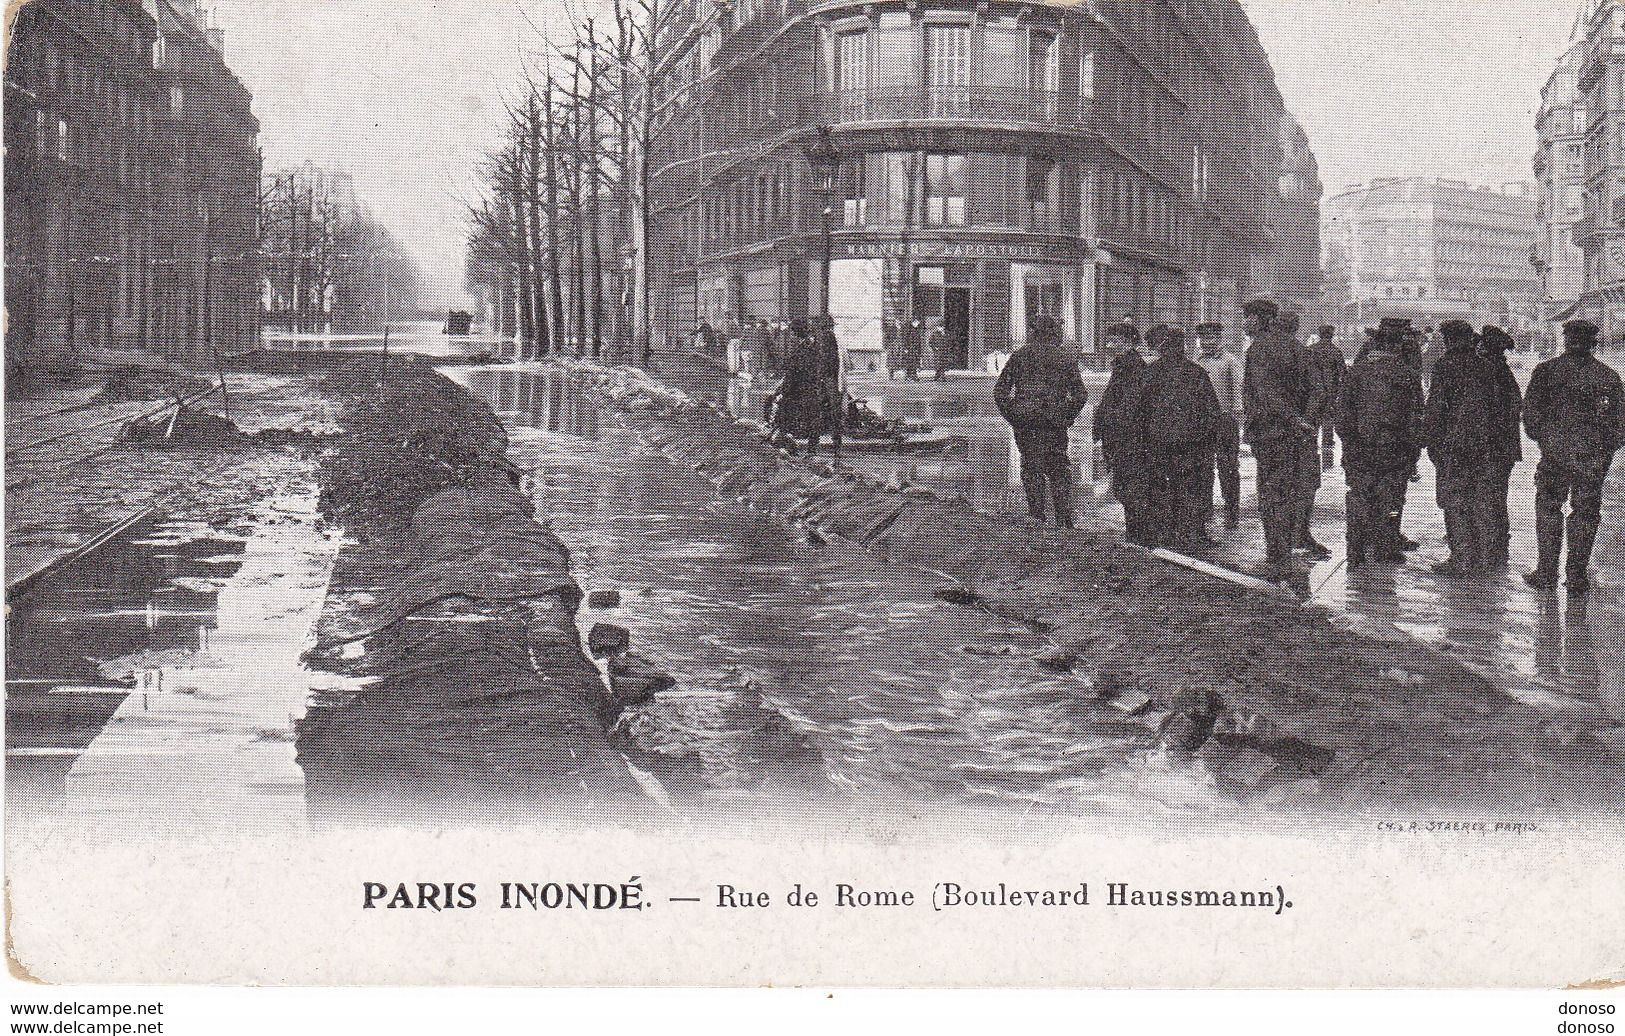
994,297,1625,592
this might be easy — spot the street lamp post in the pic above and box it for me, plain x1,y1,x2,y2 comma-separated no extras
804,126,843,452
805,127,839,332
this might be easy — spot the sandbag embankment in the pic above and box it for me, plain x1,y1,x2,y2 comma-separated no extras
563,359,1625,815
295,358,639,818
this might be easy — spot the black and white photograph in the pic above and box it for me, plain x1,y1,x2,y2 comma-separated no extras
2,0,1623,1009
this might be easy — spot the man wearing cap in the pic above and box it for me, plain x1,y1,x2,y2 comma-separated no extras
1241,299,1321,576
1094,320,1155,545
1336,322,1424,568
1423,320,1501,574
1522,318,1625,592
1141,325,1224,549
1478,326,1524,565
1196,322,1244,530
995,315,1090,528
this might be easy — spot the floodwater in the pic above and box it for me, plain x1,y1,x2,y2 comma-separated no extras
650,356,1625,732
4,485,343,842
453,364,1255,825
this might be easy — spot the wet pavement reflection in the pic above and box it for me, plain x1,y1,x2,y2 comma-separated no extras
455,365,1235,822
5,489,341,841
635,356,1625,731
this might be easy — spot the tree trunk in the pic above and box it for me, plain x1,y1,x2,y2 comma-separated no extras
526,94,552,356
542,82,568,355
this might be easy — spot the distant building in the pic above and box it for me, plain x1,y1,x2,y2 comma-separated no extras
1573,0,1625,346
1323,178,1541,343
1533,28,1588,346
1274,113,1325,326
146,0,262,362
647,0,1317,373
2,0,259,379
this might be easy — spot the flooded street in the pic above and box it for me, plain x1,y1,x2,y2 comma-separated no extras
649,357,1625,733
5,480,342,842
453,364,1233,825
6,344,1618,840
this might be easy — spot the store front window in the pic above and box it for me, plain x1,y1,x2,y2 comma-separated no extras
1011,263,1079,348
925,153,966,226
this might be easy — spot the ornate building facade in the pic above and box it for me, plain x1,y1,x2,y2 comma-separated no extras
647,0,1317,373
1322,177,1541,340
1533,33,1588,345
1573,0,1625,347
3,0,258,379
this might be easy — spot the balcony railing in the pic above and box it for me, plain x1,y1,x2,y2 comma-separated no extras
808,87,1089,129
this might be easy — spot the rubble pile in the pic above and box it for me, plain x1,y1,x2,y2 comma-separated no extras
311,358,518,539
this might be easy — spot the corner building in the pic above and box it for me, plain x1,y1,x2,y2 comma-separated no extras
649,0,1312,372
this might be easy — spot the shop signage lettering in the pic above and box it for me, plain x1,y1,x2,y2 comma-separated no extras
836,239,1079,261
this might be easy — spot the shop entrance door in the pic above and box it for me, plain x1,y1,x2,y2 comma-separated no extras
942,288,971,370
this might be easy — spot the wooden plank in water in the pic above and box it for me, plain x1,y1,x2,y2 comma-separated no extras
1150,547,1296,599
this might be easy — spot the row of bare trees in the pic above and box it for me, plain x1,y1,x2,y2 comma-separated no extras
262,164,422,334
467,0,723,363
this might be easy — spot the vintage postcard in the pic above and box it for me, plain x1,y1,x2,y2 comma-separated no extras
3,0,1623,991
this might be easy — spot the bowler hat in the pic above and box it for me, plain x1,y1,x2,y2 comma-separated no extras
1242,299,1279,320
1480,326,1515,353
1195,322,1223,336
1440,319,1476,343
1564,319,1599,346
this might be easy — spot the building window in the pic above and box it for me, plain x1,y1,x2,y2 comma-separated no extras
924,153,965,225
842,159,867,226
170,85,185,115
1028,31,1058,94
925,24,969,116
836,30,868,95
56,117,69,162
1026,157,1058,228
153,35,166,68
34,110,46,156
1079,50,1095,101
